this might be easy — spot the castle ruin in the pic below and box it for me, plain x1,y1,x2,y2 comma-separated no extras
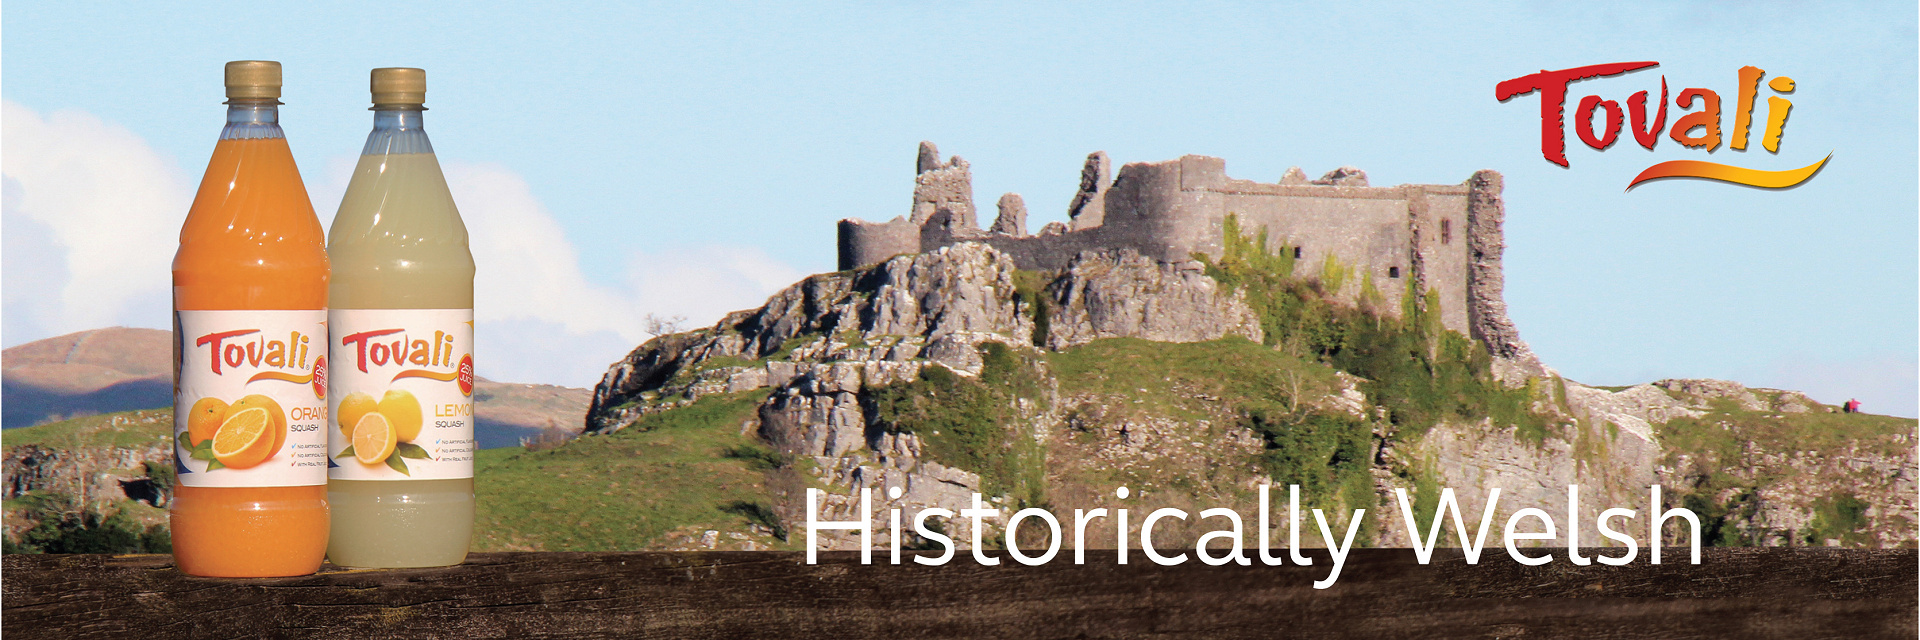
838,142,1540,371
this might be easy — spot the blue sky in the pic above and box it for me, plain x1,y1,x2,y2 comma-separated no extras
4,2,1915,415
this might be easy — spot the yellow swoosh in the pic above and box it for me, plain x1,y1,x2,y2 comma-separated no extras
393,369,461,383
248,371,313,385
1627,153,1831,191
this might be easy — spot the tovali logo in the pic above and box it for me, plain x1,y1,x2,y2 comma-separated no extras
1497,62,1829,190
806,484,1702,589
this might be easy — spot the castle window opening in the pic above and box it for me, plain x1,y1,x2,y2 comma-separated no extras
1293,246,1303,259
1389,266,1400,278
1441,219,1452,244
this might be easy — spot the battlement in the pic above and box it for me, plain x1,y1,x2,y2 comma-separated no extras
837,142,1540,371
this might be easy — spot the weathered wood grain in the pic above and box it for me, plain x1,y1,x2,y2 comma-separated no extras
4,548,1914,639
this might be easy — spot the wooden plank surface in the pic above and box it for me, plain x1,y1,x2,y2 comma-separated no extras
4,548,1914,639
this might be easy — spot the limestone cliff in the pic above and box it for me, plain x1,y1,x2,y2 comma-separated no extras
590,242,1916,551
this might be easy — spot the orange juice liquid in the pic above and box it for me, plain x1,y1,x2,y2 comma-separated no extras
172,125,331,577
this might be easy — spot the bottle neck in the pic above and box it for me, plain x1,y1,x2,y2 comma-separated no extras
219,101,285,140
362,107,435,156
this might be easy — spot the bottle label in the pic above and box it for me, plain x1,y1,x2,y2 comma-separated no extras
173,310,331,488
327,309,476,480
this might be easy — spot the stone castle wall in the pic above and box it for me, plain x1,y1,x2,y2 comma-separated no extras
836,142,1541,361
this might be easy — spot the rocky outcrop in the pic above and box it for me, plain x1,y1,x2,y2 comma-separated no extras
990,193,1027,237
591,242,1914,552
1045,249,1264,349
1312,166,1369,186
590,243,1034,433
1381,413,1660,548
593,243,1276,434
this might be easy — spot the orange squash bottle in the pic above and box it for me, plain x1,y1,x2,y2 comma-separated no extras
170,61,331,577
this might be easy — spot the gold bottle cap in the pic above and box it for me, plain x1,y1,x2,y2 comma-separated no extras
371,67,426,105
225,60,283,100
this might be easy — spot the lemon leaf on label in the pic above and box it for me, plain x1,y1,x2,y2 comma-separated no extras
189,441,217,462
337,445,357,459
385,453,411,476
175,431,193,450
205,459,226,471
394,443,430,460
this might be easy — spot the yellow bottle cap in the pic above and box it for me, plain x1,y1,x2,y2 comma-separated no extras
371,68,426,105
224,60,282,100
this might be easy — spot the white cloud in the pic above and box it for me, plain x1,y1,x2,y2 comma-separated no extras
1,100,189,345
623,245,807,333
437,161,805,386
1,103,806,388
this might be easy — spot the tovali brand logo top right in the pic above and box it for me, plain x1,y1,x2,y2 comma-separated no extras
1497,62,1830,190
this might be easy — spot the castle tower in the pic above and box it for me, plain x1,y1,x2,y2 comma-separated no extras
1067,151,1110,230
910,141,976,231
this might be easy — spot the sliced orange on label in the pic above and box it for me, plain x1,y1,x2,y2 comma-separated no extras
352,411,397,466
211,407,274,470
229,394,287,455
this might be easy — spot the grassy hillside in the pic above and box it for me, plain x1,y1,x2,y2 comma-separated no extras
472,391,789,552
2,409,174,554
1657,393,1915,547
1,408,173,450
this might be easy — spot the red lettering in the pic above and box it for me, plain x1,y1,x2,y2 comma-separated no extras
340,328,405,373
1627,77,1669,150
1496,61,1659,167
196,329,258,375
1575,95,1623,150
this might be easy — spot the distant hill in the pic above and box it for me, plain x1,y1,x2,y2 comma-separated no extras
2,328,171,429
1,327,588,447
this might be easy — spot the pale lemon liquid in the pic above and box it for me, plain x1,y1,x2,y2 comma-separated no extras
327,149,475,567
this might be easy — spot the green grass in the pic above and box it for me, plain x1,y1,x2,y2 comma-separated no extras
472,391,785,551
1,409,174,450
1048,336,1334,421
868,342,1048,507
4,496,169,555
1659,401,1913,546
1803,492,1872,546
1013,269,1054,347
1047,337,1371,512
1658,402,1914,464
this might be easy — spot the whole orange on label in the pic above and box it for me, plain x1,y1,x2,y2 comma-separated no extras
352,412,397,465
187,397,229,446
211,407,275,469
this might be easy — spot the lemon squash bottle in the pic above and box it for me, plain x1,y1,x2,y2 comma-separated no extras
172,61,331,577
325,68,475,568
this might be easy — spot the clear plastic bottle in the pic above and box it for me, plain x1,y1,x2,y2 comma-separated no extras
171,60,331,577
325,68,475,568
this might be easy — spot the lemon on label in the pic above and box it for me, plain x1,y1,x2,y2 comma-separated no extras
352,411,398,466
379,389,423,443
186,397,229,446
337,392,379,438
211,407,274,469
